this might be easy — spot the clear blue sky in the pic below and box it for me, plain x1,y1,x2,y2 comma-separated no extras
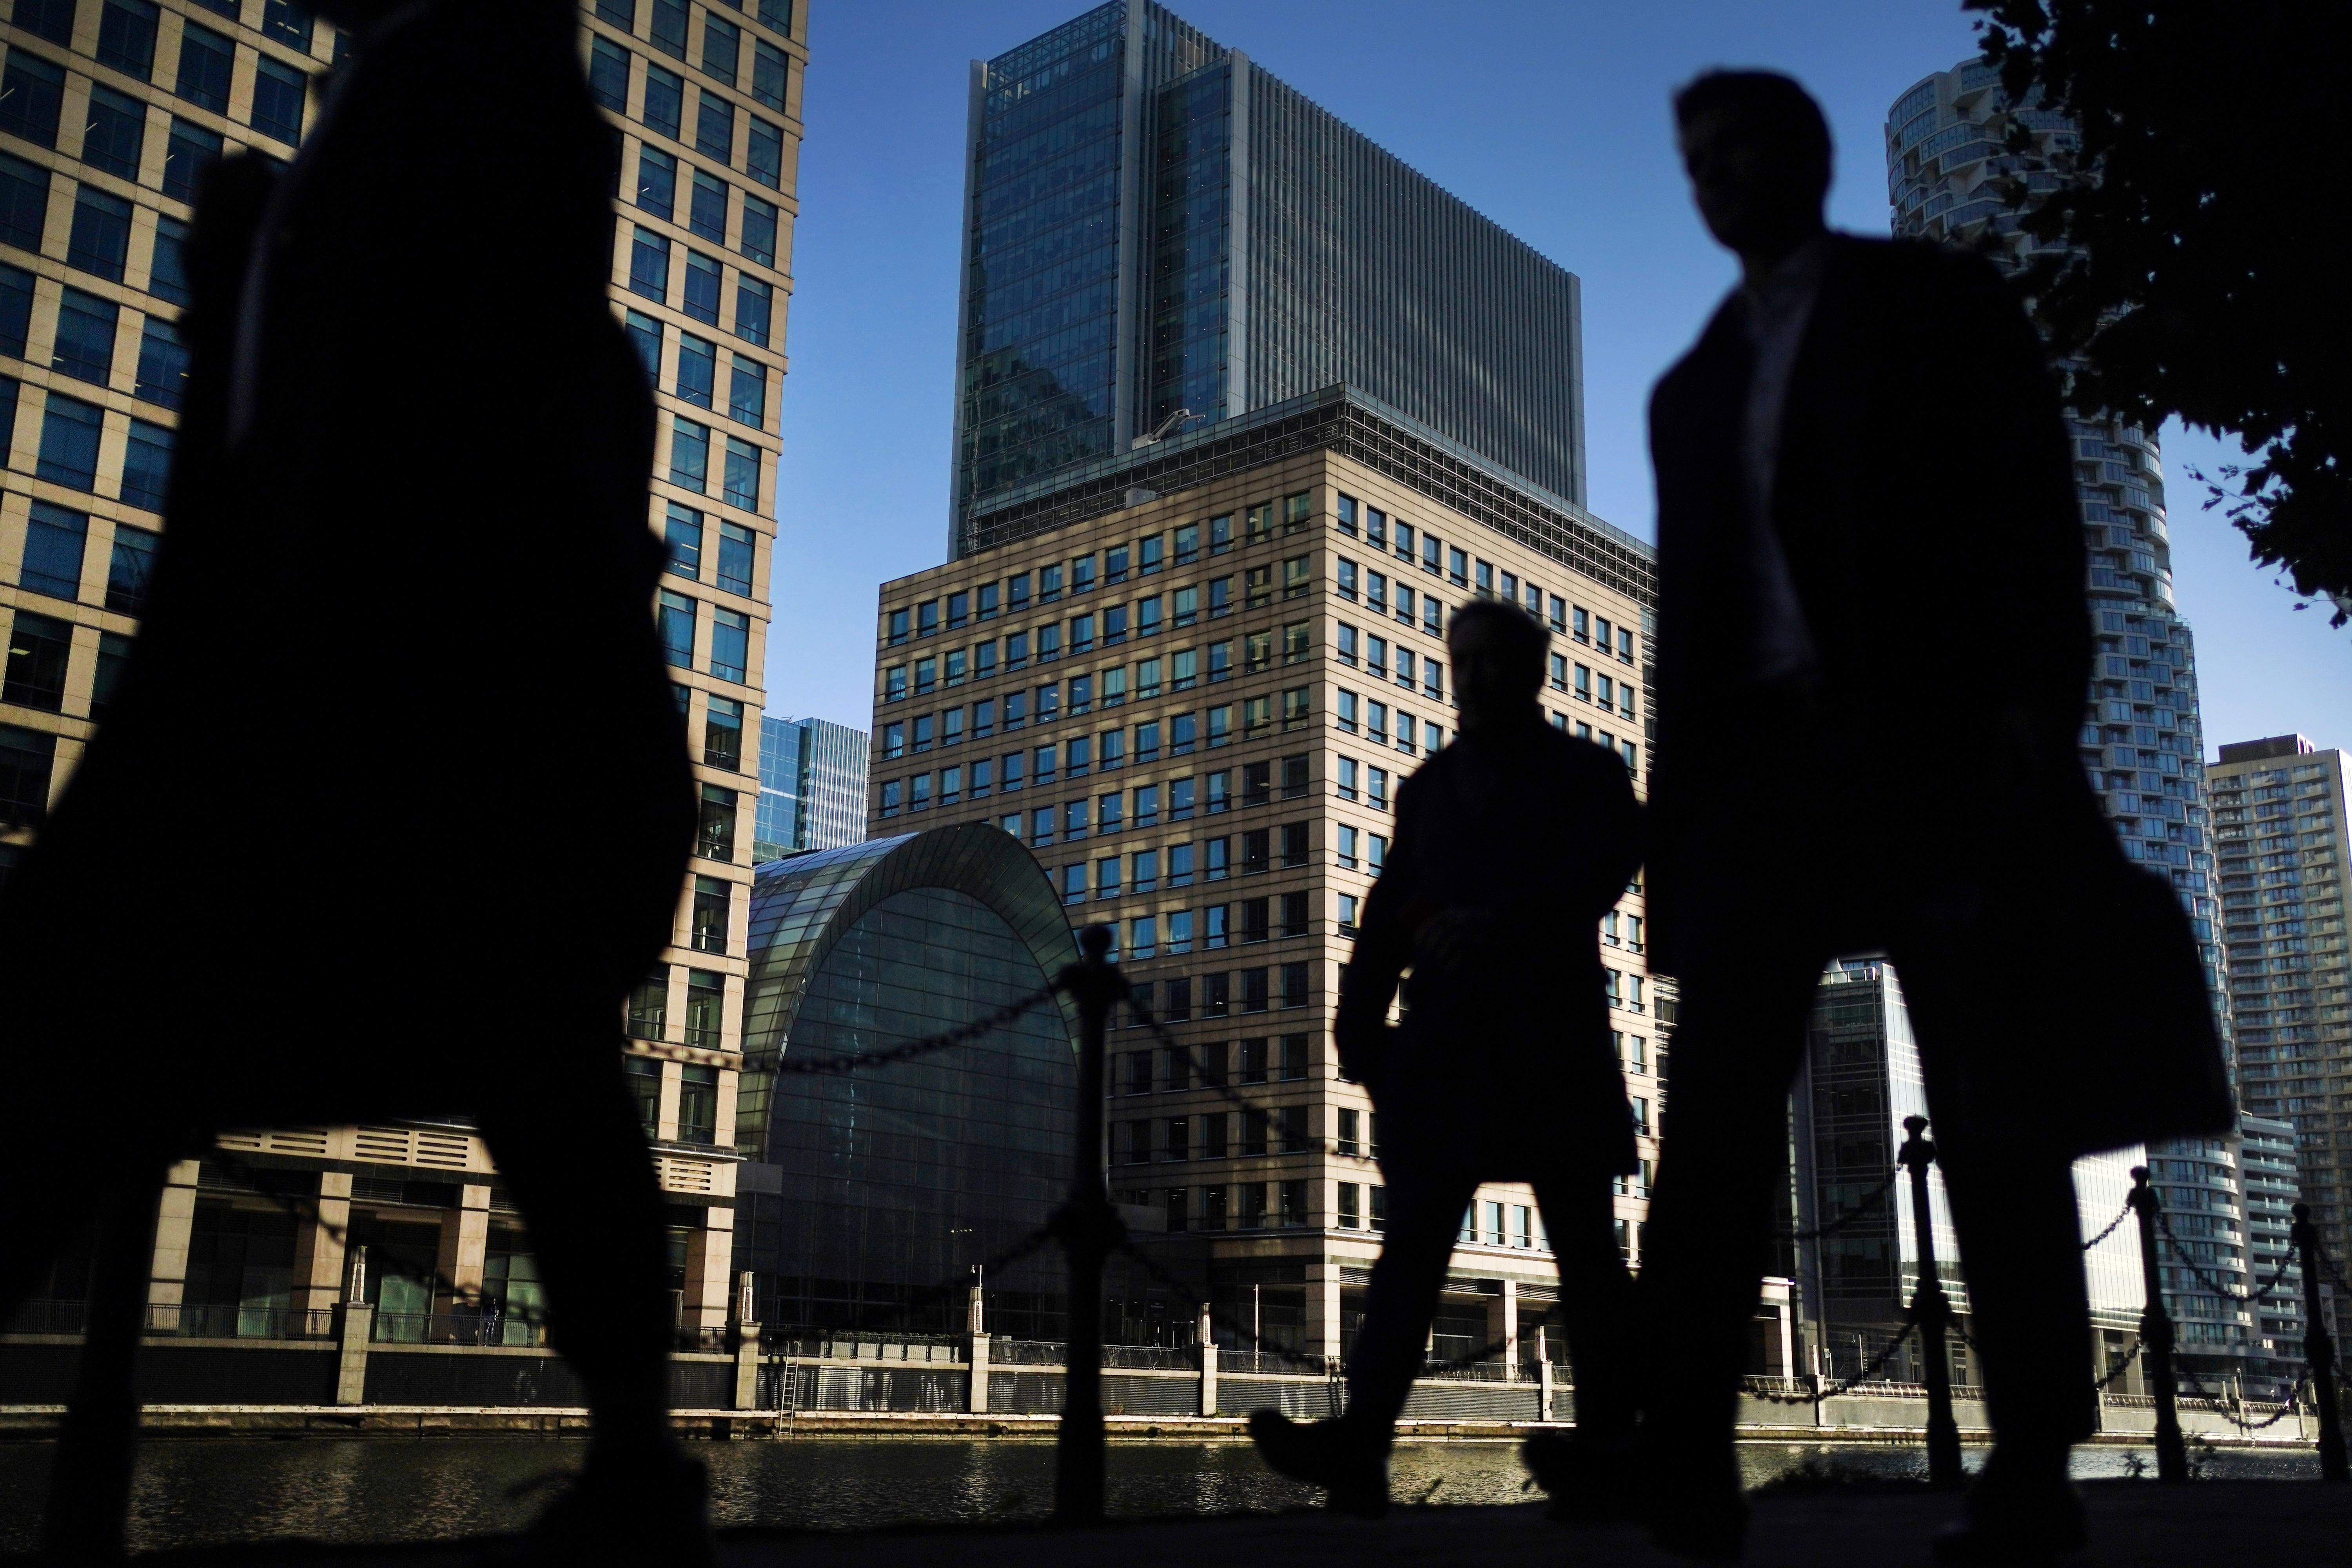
767,0,2347,757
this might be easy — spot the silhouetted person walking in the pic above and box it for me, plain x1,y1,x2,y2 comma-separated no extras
1251,600,1642,1517
1637,72,2227,1562
0,1,702,1556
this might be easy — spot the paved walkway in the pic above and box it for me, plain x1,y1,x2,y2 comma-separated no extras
42,1481,2348,1567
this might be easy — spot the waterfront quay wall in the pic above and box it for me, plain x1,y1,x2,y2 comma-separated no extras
0,1331,2323,1448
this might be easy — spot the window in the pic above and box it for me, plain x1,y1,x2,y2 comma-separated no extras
160,117,220,201
684,248,722,323
728,354,766,427
697,783,737,862
97,0,159,79
1282,687,1311,731
1475,559,1494,597
695,90,734,162
630,225,671,301
1447,546,1468,587
674,330,714,405
68,187,132,281
36,392,102,490
637,144,678,219
690,875,731,953
702,12,741,82
723,436,761,512
174,21,234,112
735,275,772,346
0,152,47,250
657,589,695,667
650,0,689,57
2,608,70,711
748,115,784,188
1,721,57,829
668,416,708,489
676,1063,718,1145
51,289,118,384
81,83,146,180
704,695,744,771
250,54,307,145
740,192,778,266
589,35,631,111
0,47,65,147
105,523,157,614
751,36,788,111
119,418,172,512
641,62,684,139
716,521,754,597
622,309,662,381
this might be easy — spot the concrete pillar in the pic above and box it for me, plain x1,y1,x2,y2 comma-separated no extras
145,1159,201,1332
1486,1279,1518,1373
682,1206,735,1330
968,1333,991,1414
1197,1301,1217,1416
290,1171,351,1323
433,1185,491,1325
732,1270,761,1410
1305,1257,1344,1362
331,1300,373,1405
1535,1325,1554,1421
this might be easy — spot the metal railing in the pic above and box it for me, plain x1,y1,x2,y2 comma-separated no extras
370,1312,550,1348
147,1305,334,1341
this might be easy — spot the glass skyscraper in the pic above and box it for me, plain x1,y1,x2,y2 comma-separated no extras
950,0,1586,555
1887,58,2292,1389
756,712,870,860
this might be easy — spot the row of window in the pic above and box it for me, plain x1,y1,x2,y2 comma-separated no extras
2,10,310,161
624,232,770,423
625,960,729,1049
1115,1105,1315,1163
659,500,754,596
880,565,1316,686
1331,690,1447,757
1114,1035,1313,1091
663,411,763,513
3,603,132,717
882,496,1320,644
884,618,1342,705
623,1053,722,1145
4,490,155,611
655,587,752,682
588,28,786,190
875,699,1324,814
882,668,1336,751
3,163,193,332
1112,1179,1372,1234
620,131,783,273
1334,492,1637,658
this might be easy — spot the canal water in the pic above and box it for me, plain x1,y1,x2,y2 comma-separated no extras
0,1438,2320,1554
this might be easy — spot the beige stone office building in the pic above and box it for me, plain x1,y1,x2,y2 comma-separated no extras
871,398,1664,1364
2,0,799,1338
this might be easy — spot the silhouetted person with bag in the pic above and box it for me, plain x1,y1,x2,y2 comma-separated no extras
0,2,703,1557
1636,71,2229,1562
1250,599,1643,1517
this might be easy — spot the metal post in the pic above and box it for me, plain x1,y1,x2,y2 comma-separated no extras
2130,1166,2189,1483
45,1172,160,1561
2290,1201,2347,1481
1897,1116,1962,1486
1054,924,1123,1523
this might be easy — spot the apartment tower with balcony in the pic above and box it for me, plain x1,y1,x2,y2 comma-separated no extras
1,0,801,1344
1886,57,2273,1385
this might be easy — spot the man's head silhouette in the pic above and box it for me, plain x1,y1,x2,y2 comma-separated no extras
1446,599,1547,735
1674,71,1831,275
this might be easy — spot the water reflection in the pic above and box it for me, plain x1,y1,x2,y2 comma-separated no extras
0,1438,2321,1554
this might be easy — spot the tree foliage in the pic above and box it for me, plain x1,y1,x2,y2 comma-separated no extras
1970,0,2352,623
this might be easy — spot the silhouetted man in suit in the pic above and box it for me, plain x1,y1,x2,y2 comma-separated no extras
1250,600,1643,1517
0,2,703,1556
1637,72,2225,1562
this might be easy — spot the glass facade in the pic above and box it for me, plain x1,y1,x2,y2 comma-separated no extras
756,713,870,860
952,2,1586,553
733,825,1086,1337
1887,58,2273,1385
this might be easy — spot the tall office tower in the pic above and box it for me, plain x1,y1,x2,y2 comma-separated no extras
754,712,869,860
949,1,1585,557
1790,960,2149,1389
1,1,801,1337
2210,736,2351,1333
1886,58,2264,1386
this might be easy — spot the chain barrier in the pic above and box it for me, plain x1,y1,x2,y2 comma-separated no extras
1744,1313,1923,1404
775,983,1063,1076
2155,1212,2301,1304
1777,1170,1898,1242
2080,1200,2133,1252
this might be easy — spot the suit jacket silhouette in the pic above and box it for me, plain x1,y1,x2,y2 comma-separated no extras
1336,720,1641,1180
0,0,691,1126
1644,234,2228,1157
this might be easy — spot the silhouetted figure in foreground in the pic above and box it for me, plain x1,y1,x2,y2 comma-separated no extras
1250,600,1642,1517
1638,72,2228,1562
0,0,701,1555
